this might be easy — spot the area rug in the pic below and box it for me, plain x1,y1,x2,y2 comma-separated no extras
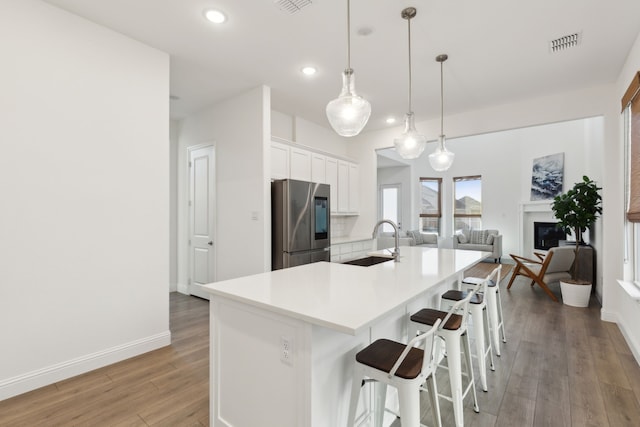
464,262,513,283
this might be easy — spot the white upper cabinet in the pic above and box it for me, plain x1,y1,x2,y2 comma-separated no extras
270,138,358,215
270,141,290,180
311,153,326,184
326,157,338,214
337,160,350,213
289,147,312,181
348,163,359,213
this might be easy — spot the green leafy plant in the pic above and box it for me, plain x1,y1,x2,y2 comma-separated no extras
551,175,602,282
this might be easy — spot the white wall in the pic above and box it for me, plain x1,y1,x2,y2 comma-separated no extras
177,86,270,287
409,118,602,259
271,110,350,158
350,84,611,298
0,0,170,399
602,30,640,362
170,120,180,292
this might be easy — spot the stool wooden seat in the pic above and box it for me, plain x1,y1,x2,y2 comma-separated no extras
348,319,443,427
410,309,463,330
355,339,424,379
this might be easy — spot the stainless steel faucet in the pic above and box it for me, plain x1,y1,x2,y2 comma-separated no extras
372,219,400,261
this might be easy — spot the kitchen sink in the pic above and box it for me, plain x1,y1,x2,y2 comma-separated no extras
342,256,394,267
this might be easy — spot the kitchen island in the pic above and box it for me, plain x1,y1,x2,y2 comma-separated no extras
203,247,489,427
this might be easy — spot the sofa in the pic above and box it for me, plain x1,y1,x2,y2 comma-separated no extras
452,229,502,263
376,230,438,250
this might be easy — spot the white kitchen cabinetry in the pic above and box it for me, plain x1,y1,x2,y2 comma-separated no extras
270,141,290,180
326,157,338,214
290,147,312,181
337,160,350,213
270,138,358,215
311,153,326,184
348,163,359,213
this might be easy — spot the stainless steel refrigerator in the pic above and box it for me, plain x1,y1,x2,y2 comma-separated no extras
272,179,331,270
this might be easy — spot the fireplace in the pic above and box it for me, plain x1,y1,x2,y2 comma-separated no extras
533,222,566,250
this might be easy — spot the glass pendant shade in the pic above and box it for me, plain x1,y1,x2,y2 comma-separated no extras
393,112,427,159
326,69,371,137
428,135,455,171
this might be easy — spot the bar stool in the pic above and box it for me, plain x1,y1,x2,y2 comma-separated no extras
441,268,497,392
461,265,506,356
409,288,480,427
347,319,442,427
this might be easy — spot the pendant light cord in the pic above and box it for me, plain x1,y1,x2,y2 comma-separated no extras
407,16,412,112
346,0,351,70
440,60,444,135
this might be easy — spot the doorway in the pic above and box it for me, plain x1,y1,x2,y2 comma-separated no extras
188,144,216,299
379,184,402,232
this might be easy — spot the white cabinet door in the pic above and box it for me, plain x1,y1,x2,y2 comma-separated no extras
271,141,290,180
337,160,350,213
290,147,312,181
326,157,338,213
348,163,359,213
311,153,326,184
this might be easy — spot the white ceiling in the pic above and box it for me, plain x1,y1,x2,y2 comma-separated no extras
43,0,640,133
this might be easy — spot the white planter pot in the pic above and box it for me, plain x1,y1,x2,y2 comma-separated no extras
560,280,592,307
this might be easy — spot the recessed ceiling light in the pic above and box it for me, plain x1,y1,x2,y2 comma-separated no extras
204,9,226,24
386,117,396,124
301,66,317,76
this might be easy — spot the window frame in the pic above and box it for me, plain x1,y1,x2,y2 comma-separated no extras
419,177,442,235
453,175,483,231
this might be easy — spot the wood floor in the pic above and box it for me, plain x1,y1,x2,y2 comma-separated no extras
0,293,210,426
1,270,640,426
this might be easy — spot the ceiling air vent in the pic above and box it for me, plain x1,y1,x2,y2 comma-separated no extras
549,32,581,53
274,0,312,15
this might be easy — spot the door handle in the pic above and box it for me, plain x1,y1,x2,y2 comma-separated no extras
208,241,213,246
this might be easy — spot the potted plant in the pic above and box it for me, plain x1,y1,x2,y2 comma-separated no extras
551,175,602,307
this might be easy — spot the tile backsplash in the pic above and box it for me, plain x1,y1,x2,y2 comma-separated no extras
331,216,357,238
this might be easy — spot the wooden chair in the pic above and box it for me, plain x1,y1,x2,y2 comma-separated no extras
506,246,575,302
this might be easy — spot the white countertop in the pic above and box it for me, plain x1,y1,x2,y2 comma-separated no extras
203,247,489,335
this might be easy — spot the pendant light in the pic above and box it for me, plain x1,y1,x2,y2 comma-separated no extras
428,54,455,171
394,7,427,160
326,0,371,137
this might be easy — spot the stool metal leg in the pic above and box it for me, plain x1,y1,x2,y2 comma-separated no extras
462,331,480,414
374,382,387,427
347,366,363,427
445,335,465,427
469,304,488,391
425,376,442,427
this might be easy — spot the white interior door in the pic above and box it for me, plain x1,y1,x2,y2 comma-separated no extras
189,145,215,299
379,184,402,232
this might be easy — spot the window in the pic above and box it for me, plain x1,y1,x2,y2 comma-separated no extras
622,71,640,280
379,184,401,233
419,178,442,235
454,175,482,232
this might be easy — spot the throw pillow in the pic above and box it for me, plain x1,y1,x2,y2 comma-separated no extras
470,229,488,245
457,233,468,244
486,234,495,245
407,230,424,245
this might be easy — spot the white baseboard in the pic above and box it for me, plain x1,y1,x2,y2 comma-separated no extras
177,282,189,295
616,316,640,366
600,309,640,366
0,331,171,401
600,308,618,323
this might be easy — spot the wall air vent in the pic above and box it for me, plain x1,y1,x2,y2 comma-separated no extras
274,0,312,14
549,32,581,53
